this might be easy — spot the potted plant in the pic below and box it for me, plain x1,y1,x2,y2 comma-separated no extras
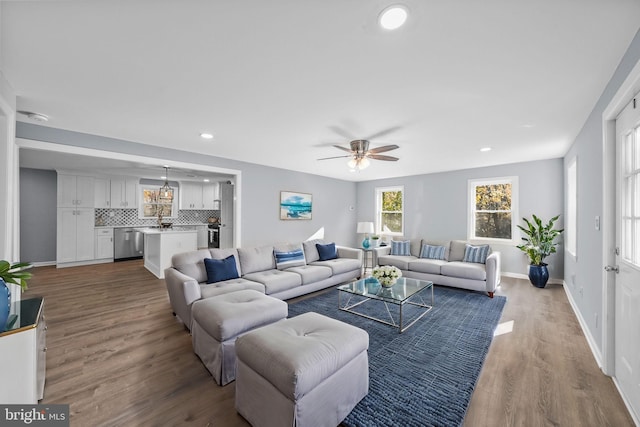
0,261,33,331
371,235,380,247
516,215,564,288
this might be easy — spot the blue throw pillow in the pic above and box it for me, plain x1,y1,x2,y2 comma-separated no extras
204,255,240,284
462,244,490,264
391,240,411,256
274,247,306,270
420,244,446,260
316,243,337,261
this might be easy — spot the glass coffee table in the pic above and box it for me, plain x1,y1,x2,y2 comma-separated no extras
337,277,434,333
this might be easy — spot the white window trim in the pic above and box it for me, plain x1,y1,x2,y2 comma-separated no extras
467,176,519,244
375,185,405,236
566,157,578,259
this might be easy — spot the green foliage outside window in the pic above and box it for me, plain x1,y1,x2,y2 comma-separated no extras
474,183,512,239
381,190,403,233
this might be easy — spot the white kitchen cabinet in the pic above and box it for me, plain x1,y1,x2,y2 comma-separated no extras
94,178,111,208
57,174,95,208
57,207,95,264
95,228,114,259
203,183,219,209
0,297,46,404
196,225,208,248
182,182,219,210
110,178,138,208
180,182,203,209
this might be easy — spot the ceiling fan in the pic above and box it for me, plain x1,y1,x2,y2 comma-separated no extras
318,139,399,170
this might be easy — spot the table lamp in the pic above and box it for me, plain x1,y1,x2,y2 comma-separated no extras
357,222,375,249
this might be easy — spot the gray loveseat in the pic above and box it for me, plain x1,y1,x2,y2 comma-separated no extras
374,239,501,297
165,239,362,328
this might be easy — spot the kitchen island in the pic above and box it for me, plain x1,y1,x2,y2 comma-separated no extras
137,227,198,279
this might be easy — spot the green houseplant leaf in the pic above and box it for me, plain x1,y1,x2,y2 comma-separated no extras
0,260,33,290
516,215,564,265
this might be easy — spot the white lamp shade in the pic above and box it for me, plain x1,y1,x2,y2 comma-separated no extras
357,222,374,234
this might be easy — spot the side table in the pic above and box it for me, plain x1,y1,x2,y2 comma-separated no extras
360,248,374,275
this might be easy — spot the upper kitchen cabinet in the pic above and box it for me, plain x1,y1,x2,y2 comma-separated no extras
111,178,138,208
203,182,219,210
94,178,111,208
181,182,219,210
57,174,95,208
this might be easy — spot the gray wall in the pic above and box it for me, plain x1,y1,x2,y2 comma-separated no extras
356,158,565,279
563,28,640,351
19,168,57,263
16,123,357,261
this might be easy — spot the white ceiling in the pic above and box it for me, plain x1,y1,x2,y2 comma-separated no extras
3,1,640,182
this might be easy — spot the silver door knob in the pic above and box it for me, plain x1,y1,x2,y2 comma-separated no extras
604,265,619,273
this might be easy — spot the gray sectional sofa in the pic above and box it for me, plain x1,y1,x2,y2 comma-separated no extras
164,239,362,328
374,239,501,297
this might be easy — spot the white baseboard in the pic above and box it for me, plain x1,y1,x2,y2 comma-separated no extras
562,282,604,368
501,271,564,285
30,261,56,267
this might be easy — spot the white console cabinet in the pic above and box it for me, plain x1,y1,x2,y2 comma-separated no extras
0,297,46,404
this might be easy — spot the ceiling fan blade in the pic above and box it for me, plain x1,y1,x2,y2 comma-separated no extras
317,155,351,160
368,154,399,161
365,126,402,141
332,145,353,153
368,144,399,154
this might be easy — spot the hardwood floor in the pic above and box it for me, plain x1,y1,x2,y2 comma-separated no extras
23,261,634,426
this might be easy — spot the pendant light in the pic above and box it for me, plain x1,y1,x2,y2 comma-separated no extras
159,166,174,201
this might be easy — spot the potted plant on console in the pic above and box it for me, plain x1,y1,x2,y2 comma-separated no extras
516,214,563,288
0,260,32,331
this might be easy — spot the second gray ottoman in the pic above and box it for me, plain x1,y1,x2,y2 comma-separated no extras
191,289,288,385
235,312,369,427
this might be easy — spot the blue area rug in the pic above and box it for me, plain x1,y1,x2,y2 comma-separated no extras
288,285,506,427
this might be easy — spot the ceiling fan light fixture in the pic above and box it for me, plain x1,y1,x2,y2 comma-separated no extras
359,157,371,169
379,5,408,30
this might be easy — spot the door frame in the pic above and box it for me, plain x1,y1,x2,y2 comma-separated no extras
601,58,640,376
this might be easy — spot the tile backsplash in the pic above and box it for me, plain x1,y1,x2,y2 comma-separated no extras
95,208,219,226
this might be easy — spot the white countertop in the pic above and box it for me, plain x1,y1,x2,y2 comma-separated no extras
135,227,197,234
95,223,208,229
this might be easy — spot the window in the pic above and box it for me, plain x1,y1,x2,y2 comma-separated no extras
139,184,179,219
468,177,518,242
375,186,404,236
622,126,640,266
567,157,577,257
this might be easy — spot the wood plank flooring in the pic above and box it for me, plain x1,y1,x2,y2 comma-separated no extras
22,261,634,426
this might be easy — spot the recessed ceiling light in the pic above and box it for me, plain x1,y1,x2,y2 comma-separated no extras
200,133,214,140
480,147,492,152
379,5,408,30
203,179,210,182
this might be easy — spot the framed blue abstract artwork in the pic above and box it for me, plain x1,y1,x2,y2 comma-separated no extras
280,191,312,220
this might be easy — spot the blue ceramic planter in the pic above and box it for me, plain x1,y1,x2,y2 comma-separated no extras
0,278,10,332
528,264,549,288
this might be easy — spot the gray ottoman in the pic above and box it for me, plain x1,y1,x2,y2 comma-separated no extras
235,312,369,427
191,290,288,386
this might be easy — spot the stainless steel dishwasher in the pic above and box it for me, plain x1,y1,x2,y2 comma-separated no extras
114,227,144,260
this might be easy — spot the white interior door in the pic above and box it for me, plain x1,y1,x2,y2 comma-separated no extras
614,95,640,420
